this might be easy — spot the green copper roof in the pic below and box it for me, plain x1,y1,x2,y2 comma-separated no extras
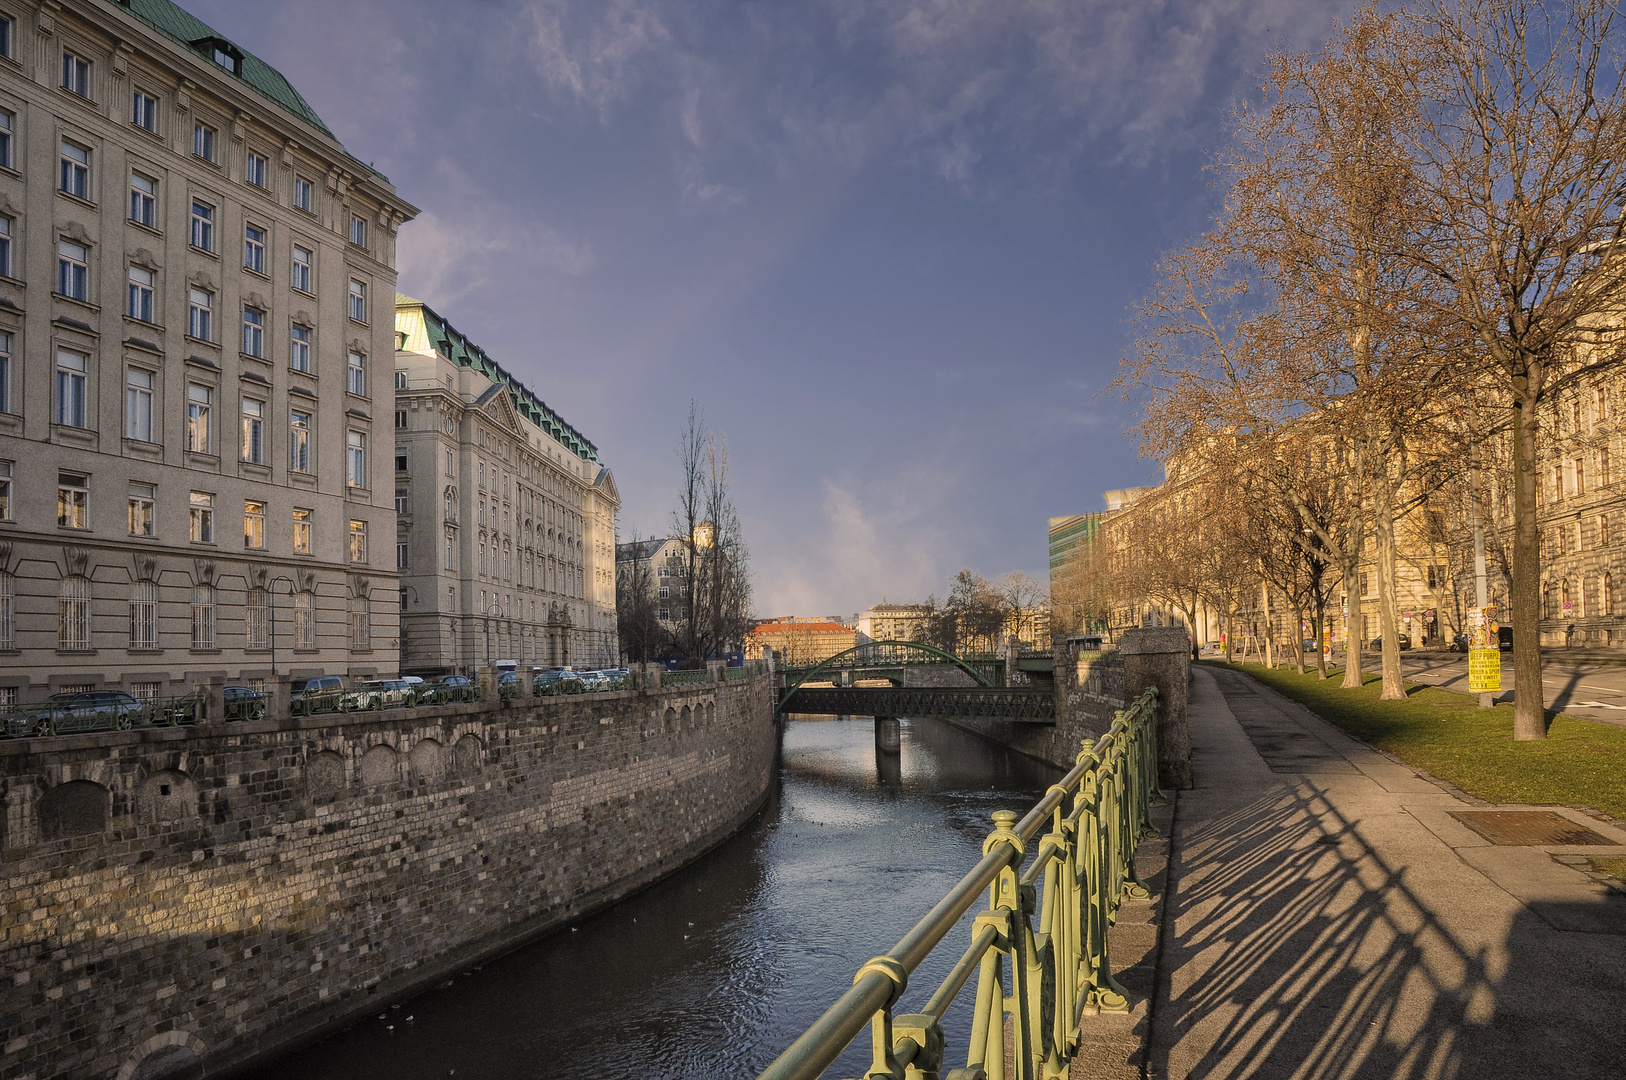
399,295,600,463
111,0,333,136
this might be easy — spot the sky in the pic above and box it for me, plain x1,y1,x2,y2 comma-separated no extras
191,0,1357,616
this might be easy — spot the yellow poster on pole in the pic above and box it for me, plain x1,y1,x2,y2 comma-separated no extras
1468,648,1501,693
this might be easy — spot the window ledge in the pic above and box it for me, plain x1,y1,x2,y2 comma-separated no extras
53,294,101,317
185,336,220,351
55,649,98,656
188,244,219,260
189,649,223,656
128,220,163,240
243,266,270,282
123,315,166,334
55,190,97,212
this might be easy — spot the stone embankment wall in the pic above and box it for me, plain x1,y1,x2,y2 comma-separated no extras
0,675,776,1080
920,649,1125,769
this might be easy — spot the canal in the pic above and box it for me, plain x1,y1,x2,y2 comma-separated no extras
240,717,1058,1079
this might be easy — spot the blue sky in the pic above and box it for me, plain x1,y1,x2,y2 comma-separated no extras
193,0,1355,616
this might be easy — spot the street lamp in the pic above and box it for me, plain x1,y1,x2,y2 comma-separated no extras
267,575,295,680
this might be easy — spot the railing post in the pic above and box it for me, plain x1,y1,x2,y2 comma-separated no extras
270,675,292,723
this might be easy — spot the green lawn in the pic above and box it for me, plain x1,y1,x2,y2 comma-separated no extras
1202,661,1626,823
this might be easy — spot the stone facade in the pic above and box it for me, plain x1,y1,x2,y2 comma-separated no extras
0,0,418,701
0,672,775,1080
394,297,618,674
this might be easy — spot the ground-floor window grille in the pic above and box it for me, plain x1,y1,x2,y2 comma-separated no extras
350,595,370,649
294,591,314,649
192,584,217,649
59,575,90,649
130,580,158,649
246,587,269,649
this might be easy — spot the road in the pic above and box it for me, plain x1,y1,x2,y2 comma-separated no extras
1279,647,1626,728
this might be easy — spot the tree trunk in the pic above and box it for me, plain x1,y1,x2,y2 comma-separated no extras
1261,580,1274,668
1293,602,1305,674
1511,390,1547,740
1315,604,1328,679
1341,550,1364,689
1225,603,1236,663
1372,461,1406,700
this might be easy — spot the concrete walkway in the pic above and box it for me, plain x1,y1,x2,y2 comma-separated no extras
1145,665,1626,1080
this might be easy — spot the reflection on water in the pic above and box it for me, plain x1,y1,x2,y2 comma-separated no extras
240,717,1057,1080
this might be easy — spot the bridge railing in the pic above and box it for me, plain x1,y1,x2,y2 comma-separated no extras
756,685,1163,1080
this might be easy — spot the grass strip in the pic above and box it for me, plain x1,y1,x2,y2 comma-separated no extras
1589,858,1626,883
1201,661,1626,823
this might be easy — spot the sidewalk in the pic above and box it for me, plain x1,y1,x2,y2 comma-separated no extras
1140,665,1626,1080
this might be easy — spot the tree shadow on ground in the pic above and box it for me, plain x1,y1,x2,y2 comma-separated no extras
1151,786,1626,1080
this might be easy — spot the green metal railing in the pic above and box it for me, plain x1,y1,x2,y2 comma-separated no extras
757,686,1163,1080
1,692,203,738
660,668,713,688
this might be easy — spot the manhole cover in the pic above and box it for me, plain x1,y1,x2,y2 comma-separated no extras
1450,810,1612,846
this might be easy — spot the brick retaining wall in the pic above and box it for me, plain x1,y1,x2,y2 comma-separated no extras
0,675,776,1079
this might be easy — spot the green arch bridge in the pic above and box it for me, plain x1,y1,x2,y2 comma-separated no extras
776,641,1056,724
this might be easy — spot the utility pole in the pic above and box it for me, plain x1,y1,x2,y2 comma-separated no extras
1470,447,1493,709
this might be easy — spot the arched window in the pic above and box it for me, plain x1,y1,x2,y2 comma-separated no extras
130,579,157,649
58,575,90,649
443,486,457,524
350,593,370,649
1541,580,1551,620
246,587,269,649
0,570,13,650
293,591,314,648
191,583,216,649
1605,573,1614,617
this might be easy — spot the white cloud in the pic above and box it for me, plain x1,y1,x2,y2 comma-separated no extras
397,207,591,309
518,0,670,120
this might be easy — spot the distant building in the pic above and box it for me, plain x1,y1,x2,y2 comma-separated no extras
1048,515,1104,573
747,616,856,665
615,534,688,633
855,603,932,643
394,296,619,674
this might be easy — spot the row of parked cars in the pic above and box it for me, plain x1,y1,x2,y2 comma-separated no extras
1,667,637,738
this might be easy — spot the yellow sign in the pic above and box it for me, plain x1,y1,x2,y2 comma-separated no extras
1468,647,1501,693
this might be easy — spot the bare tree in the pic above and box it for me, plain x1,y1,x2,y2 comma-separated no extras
615,531,666,664
1381,0,1626,738
670,404,753,663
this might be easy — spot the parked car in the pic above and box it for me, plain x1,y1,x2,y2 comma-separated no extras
290,676,346,712
421,674,475,703
9,690,144,737
223,685,265,721
1369,634,1412,651
346,680,414,710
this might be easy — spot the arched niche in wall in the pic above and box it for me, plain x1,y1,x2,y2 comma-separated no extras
360,743,399,787
452,733,484,777
306,750,347,801
410,738,444,781
39,780,109,841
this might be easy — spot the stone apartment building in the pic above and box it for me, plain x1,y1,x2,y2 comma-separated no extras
394,295,619,675
0,0,416,704
615,534,687,633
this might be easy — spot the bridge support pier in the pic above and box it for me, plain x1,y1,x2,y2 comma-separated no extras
874,715,901,754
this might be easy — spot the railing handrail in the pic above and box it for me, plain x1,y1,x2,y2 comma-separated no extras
756,685,1163,1080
